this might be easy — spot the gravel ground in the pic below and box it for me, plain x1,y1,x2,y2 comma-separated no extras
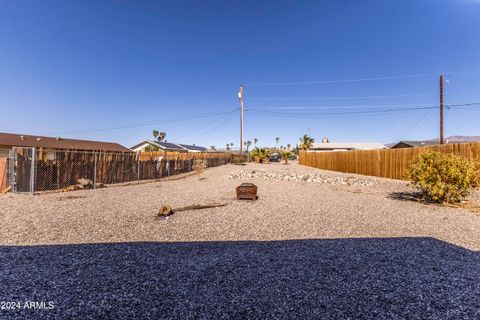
1,162,479,250
1,162,480,319
1,238,479,319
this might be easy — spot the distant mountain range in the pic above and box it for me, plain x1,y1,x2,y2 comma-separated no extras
386,136,480,148
441,136,480,142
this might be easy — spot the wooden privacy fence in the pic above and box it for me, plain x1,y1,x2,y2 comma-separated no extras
299,142,480,180
29,150,232,191
139,151,231,161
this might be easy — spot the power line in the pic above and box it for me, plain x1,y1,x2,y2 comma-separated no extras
248,94,436,101
249,106,438,117
248,102,480,118
248,103,438,110
44,109,237,136
197,109,237,141
246,73,436,87
397,109,433,142
171,109,238,141
445,102,480,107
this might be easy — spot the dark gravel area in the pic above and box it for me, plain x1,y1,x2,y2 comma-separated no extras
1,238,479,319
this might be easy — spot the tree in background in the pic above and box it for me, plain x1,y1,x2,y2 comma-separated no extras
287,143,291,150
210,145,216,151
152,130,166,142
275,137,280,149
281,150,292,164
254,138,258,147
245,140,252,152
158,132,166,142
299,134,315,150
226,143,230,151
251,147,271,163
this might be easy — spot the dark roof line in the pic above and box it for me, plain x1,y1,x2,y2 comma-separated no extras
131,140,207,151
0,132,132,152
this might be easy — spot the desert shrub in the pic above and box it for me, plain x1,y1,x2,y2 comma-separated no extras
231,153,247,164
250,147,271,163
192,159,206,174
407,151,480,203
281,151,292,164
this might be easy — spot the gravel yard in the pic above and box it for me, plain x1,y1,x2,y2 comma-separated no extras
2,162,480,319
1,162,479,250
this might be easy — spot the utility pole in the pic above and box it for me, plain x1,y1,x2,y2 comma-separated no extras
238,85,244,154
440,74,444,144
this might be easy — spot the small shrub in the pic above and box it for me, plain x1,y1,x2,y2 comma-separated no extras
250,147,271,163
281,151,292,164
231,154,247,164
407,151,480,204
192,159,206,175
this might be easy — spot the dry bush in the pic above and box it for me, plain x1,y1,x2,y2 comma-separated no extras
192,159,206,175
407,151,480,204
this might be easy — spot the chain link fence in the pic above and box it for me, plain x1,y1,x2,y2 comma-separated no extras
0,148,231,194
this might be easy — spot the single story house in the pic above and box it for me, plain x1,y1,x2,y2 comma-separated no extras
130,140,207,153
0,132,132,191
390,140,470,149
390,141,440,149
310,142,386,152
0,132,132,153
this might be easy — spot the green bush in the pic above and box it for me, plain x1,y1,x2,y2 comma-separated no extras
250,147,271,163
407,151,480,204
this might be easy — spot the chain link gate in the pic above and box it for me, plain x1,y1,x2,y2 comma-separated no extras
9,147,35,193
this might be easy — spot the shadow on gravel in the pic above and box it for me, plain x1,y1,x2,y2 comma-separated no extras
1,238,479,319
387,191,429,203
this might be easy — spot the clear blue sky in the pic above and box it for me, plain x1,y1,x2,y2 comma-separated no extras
1,0,480,149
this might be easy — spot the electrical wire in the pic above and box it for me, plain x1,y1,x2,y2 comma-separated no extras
170,108,238,141
248,94,436,101
248,103,437,110
396,109,433,142
249,106,438,117
44,109,237,135
246,73,436,86
247,102,480,119
198,110,237,140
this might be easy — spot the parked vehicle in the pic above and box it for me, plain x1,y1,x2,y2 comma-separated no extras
270,152,282,162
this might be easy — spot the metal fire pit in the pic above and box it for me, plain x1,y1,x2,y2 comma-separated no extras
236,183,258,200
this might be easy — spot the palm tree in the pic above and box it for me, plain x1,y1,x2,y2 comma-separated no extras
287,143,291,150
281,150,292,164
251,147,271,163
158,132,166,142
246,140,252,152
226,143,230,151
152,130,159,140
275,137,280,149
254,138,258,147
299,134,315,150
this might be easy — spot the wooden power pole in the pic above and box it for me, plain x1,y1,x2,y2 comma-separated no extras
239,85,244,154
440,74,444,144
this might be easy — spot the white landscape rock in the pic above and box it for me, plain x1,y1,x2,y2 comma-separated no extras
226,169,374,187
